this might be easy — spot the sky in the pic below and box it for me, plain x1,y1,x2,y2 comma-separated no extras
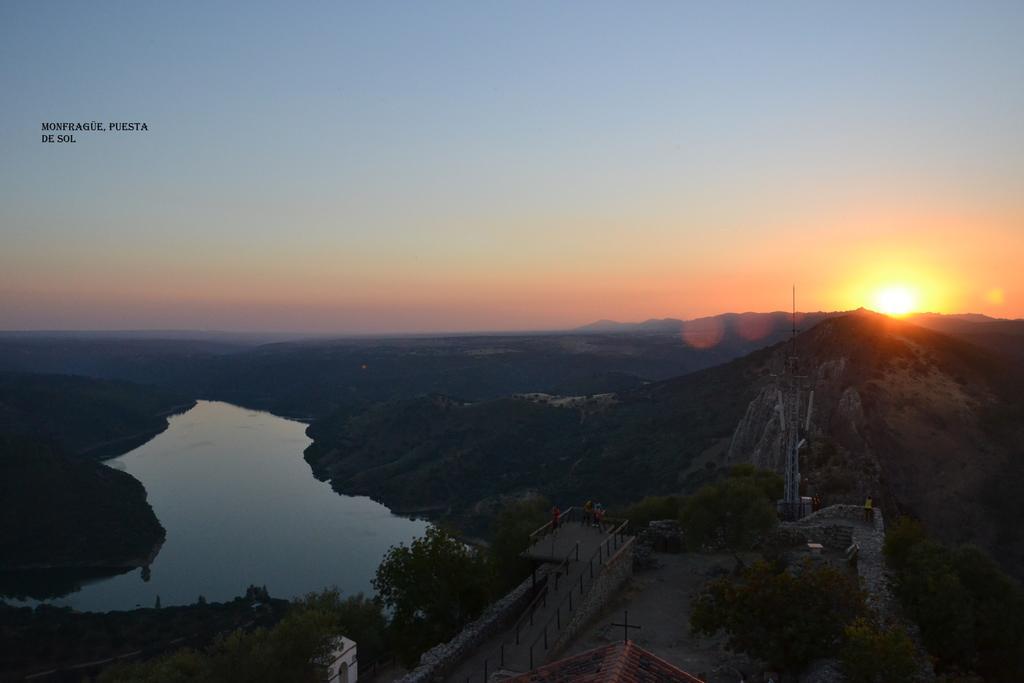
1,1,1022,333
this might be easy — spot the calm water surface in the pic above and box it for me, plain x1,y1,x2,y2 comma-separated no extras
29,401,427,611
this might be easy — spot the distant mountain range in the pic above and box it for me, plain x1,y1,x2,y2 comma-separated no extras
577,309,1022,334
576,310,1024,367
574,311,822,335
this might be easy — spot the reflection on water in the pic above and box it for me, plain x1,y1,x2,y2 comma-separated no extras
0,566,135,602
2,401,427,611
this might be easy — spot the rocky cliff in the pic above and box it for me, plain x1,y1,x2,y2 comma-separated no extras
726,311,1024,578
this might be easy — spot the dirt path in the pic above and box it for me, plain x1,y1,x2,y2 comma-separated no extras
558,552,760,683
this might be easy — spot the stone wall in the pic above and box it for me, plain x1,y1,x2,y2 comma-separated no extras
396,566,551,683
634,520,683,570
766,522,854,553
550,536,635,656
778,505,886,612
790,503,885,532
783,505,935,682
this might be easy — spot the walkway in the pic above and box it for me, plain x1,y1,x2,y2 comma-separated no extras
445,512,632,683
523,518,611,563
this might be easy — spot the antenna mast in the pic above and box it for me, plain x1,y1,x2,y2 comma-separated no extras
778,286,813,520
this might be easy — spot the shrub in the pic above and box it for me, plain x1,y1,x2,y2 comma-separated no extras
373,526,492,666
691,559,866,672
489,496,549,592
680,475,777,550
98,588,382,682
888,529,1024,679
882,516,927,571
840,617,917,682
613,495,680,528
728,463,784,501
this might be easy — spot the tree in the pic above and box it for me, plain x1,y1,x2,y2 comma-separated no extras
897,540,978,667
728,463,784,500
373,526,492,665
613,494,680,528
949,545,1024,678
882,516,927,571
291,589,388,666
489,496,549,593
99,648,209,683
99,588,384,683
889,535,1024,680
679,468,779,550
840,617,917,683
691,559,866,672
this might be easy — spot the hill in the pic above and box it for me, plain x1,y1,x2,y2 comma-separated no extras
303,350,773,534
0,437,165,575
304,313,1024,578
730,311,1024,576
0,373,194,457
0,330,815,420
0,374,191,575
908,312,1024,365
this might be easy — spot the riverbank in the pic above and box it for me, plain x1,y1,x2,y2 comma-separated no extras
0,585,288,681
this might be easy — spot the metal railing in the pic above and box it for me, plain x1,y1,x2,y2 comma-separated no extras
462,518,630,682
528,506,580,541
523,520,629,671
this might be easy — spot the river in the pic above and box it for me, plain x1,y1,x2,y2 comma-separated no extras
14,400,428,611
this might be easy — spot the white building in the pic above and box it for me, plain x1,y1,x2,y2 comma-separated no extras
325,636,358,683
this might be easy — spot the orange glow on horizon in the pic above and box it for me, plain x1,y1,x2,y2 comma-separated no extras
1,200,1020,332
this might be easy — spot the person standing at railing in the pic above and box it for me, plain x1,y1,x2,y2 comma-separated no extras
583,499,594,526
551,505,561,532
595,503,605,531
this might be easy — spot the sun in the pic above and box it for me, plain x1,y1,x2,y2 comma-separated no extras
873,286,917,316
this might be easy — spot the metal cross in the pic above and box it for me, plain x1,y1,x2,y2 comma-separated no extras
610,610,641,643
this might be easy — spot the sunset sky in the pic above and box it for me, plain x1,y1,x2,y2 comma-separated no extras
2,2,1022,333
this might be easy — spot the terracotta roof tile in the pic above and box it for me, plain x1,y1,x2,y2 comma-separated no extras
506,641,704,683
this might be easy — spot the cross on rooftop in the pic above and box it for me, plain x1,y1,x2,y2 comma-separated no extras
610,609,641,643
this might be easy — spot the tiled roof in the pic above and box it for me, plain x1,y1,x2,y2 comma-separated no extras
506,641,704,683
